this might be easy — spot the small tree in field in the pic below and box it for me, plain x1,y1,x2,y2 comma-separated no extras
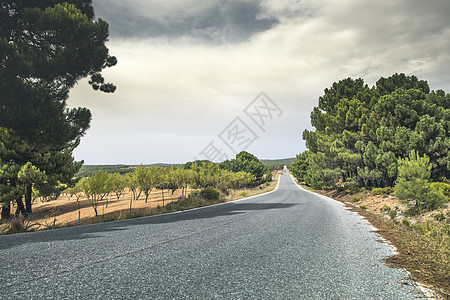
132,165,160,203
110,173,127,200
82,170,111,216
394,150,445,214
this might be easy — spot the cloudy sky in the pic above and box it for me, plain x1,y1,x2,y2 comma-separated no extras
68,0,450,165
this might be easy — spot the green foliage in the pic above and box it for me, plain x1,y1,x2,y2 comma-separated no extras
261,158,295,166
109,173,127,200
352,196,360,202
81,170,113,216
411,220,450,248
381,205,392,212
131,165,161,203
191,161,221,188
430,182,450,202
372,187,393,195
359,205,367,210
434,212,446,221
298,73,449,191
402,218,410,227
388,209,397,220
76,165,132,177
291,151,309,182
0,0,116,217
220,151,268,183
199,187,220,200
394,150,446,213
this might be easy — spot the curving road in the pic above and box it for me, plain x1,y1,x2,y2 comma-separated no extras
0,170,421,299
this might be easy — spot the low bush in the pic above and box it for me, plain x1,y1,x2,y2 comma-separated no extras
199,187,220,200
372,187,393,195
381,205,391,212
217,184,229,196
359,205,367,210
434,211,446,221
352,196,361,202
239,191,248,197
388,209,397,220
402,218,410,227
431,182,450,202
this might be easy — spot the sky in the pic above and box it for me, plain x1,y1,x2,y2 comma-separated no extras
69,0,450,165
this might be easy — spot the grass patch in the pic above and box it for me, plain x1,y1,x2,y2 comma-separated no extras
239,191,248,197
352,196,361,203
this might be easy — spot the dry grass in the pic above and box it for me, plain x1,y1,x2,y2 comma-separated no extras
354,206,449,298
0,174,280,234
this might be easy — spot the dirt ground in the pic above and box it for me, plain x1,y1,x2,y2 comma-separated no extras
12,188,191,230
316,188,450,223
1,173,280,232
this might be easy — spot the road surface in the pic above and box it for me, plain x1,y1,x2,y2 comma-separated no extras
0,171,421,299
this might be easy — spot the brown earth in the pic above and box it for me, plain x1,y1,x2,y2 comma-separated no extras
8,188,191,230
1,173,280,233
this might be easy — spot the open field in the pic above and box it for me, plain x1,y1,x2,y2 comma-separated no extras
1,174,280,233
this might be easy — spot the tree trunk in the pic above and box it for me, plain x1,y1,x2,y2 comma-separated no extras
25,183,32,215
129,195,132,215
15,196,27,217
1,201,11,220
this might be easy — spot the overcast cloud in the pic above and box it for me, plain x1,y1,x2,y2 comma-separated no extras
69,0,450,164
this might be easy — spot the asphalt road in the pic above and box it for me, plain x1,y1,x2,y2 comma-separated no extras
0,172,421,299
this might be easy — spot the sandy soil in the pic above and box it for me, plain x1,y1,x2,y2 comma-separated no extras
2,173,280,232
14,188,190,229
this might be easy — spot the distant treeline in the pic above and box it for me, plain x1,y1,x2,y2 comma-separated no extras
76,164,177,177
77,158,295,177
261,158,295,170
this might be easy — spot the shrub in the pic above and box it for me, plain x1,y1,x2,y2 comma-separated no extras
239,191,248,197
394,150,446,212
265,182,270,186
199,187,220,200
352,196,360,202
434,211,446,221
431,182,450,201
405,206,422,216
388,209,397,220
372,187,393,195
381,205,391,212
359,205,367,210
402,218,410,227
372,188,383,195
189,190,201,198
343,179,358,191
217,184,229,196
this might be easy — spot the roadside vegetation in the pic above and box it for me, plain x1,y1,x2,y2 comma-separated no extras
290,73,450,297
1,151,276,233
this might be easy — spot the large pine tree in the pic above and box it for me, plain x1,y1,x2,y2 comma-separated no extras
0,1,117,218
294,74,449,190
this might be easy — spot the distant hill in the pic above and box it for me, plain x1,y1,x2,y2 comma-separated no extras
261,158,295,166
76,158,296,177
76,163,179,177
